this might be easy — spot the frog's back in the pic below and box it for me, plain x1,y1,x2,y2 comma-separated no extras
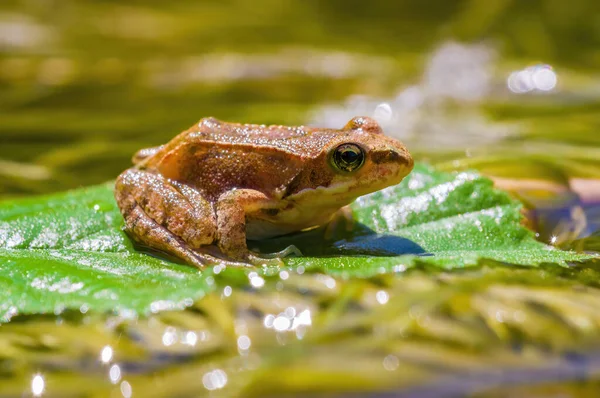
144,118,340,200
179,117,340,158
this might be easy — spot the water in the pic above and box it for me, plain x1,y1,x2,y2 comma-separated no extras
1,1,600,396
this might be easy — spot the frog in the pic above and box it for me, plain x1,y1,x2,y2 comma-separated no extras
114,116,413,268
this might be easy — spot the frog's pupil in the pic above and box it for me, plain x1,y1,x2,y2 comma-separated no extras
341,149,358,164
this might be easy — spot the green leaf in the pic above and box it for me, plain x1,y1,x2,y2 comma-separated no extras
0,164,593,321
0,184,211,322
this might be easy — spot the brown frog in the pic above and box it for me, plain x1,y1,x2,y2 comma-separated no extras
115,116,413,268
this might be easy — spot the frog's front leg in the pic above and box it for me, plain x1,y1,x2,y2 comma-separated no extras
216,189,282,264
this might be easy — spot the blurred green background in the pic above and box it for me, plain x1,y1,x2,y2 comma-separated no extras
1,0,600,199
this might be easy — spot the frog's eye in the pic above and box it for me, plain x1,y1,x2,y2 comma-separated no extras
331,143,365,173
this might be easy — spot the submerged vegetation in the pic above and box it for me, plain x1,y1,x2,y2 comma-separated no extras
1,0,600,396
3,263,600,397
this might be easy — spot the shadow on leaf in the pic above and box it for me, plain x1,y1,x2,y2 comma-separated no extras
252,222,427,257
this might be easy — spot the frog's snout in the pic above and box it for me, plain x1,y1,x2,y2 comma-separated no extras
371,147,413,169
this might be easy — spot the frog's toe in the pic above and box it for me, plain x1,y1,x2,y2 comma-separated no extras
247,254,286,267
254,245,303,259
246,245,302,267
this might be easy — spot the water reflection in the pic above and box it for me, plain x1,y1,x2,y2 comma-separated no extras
317,274,337,289
109,364,121,384
100,345,113,364
264,308,312,333
161,327,177,346
31,374,44,397
120,380,132,398
383,355,400,371
273,315,291,331
237,335,251,353
248,272,265,288
507,64,557,93
202,369,228,391
373,102,393,123
182,331,198,346
376,290,390,305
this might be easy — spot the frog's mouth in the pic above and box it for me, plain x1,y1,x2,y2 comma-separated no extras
289,166,409,206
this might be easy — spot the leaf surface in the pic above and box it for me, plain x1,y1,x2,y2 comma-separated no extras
0,165,592,320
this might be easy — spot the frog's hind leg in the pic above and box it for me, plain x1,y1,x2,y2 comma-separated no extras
116,169,246,268
124,204,224,269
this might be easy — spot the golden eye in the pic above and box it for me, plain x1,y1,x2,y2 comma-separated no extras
331,143,365,173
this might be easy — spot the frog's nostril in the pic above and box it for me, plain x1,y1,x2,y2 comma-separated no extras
388,151,401,163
